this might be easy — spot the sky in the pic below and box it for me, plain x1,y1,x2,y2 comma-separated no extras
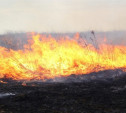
0,0,126,33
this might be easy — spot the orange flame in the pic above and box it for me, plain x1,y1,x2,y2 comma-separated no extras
0,33,126,81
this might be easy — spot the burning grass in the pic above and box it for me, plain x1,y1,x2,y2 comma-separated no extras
0,32,126,81
0,32,126,113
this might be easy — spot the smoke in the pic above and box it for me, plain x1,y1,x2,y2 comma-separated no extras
0,31,126,49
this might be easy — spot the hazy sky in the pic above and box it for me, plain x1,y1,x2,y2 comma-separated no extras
0,0,126,33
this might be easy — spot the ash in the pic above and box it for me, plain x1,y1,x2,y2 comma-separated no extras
0,69,126,113
0,93,15,98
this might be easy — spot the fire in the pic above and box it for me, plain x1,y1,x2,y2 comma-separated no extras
0,33,126,81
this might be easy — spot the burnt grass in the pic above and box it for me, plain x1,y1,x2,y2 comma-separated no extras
0,72,126,113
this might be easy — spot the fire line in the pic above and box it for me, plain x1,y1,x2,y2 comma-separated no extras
0,33,126,80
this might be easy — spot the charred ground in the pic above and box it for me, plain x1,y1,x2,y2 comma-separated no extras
0,70,126,113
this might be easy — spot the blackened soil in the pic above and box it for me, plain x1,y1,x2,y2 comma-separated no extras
0,74,126,113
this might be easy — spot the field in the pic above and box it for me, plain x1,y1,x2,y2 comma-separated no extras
0,32,126,113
